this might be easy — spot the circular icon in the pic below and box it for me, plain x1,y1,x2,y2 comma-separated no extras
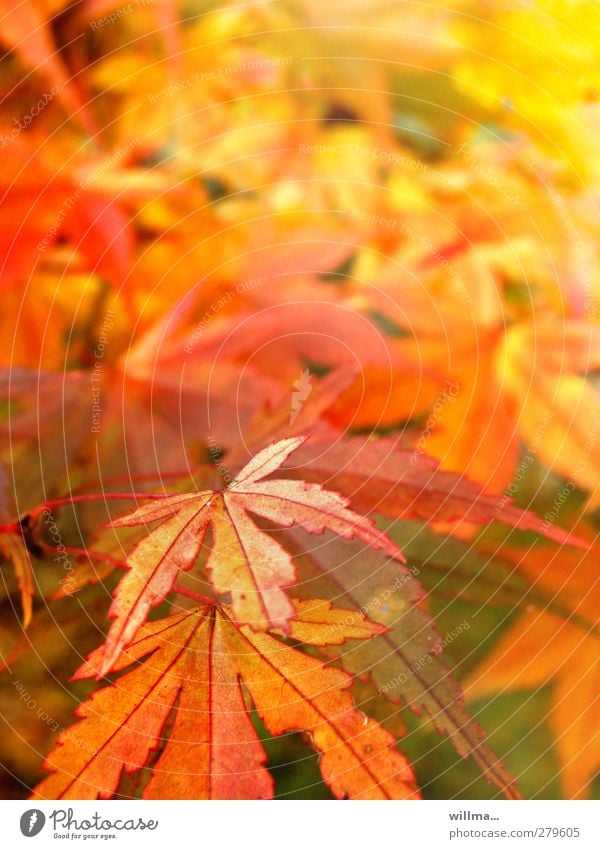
19,810,46,837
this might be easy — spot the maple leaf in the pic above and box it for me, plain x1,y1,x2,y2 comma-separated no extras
101,437,404,674
283,435,586,548
391,521,589,620
32,601,418,800
288,530,522,799
1,0,598,804
501,320,600,508
465,529,600,799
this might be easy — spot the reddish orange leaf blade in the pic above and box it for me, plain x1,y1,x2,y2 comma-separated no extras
290,532,522,799
283,598,385,645
33,608,272,800
232,435,308,486
101,501,211,674
207,496,296,631
231,477,406,557
288,436,587,548
229,618,419,800
102,438,406,672
34,603,416,800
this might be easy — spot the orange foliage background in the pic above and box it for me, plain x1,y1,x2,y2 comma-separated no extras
0,0,599,800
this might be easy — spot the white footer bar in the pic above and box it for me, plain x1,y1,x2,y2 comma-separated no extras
1,800,597,848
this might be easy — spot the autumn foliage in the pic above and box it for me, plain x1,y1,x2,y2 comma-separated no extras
0,0,599,801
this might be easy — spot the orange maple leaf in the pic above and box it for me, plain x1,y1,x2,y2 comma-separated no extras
465,531,600,798
101,436,404,673
33,601,418,800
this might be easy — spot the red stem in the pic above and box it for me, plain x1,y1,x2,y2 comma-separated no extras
172,583,215,606
36,492,171,514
